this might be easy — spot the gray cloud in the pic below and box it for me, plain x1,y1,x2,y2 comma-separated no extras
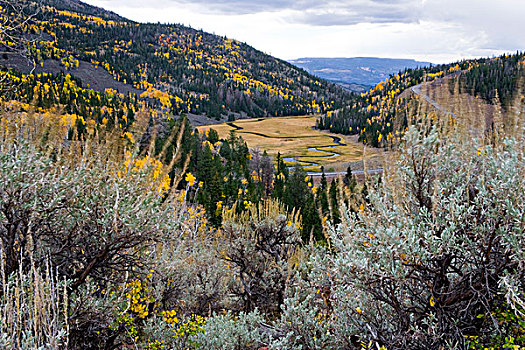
172,0,319,14
163,0,424,24
421,0,525,53
292,1,422,26
85,0,525,63
89,0,525,34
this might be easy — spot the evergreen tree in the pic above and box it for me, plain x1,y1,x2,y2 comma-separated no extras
344,165,357,192
282,167,309,213
301,196,323,242
272,152,287,200
317,167,330,217
329,178,341,226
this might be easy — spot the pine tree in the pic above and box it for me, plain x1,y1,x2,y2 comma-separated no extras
344,165,357,192
317,166,330,217
272,152,287,200
302,196,323,242
329,178,341,225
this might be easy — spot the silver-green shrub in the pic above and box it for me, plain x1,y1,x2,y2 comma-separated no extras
275,125,525,349
192,310,267,350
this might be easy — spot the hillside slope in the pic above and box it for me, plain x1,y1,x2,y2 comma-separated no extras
1,0,350,120
316,52,524,147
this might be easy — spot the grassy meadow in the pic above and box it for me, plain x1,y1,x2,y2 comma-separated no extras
198,116,381,172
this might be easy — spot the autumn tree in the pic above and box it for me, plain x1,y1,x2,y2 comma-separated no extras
0,0,39,70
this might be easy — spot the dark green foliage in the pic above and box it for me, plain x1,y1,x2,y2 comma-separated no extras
271,153,288,200
458,52,524,109
275,167,323,241
343,165,357,191
328,179,340,225
316,167,330,217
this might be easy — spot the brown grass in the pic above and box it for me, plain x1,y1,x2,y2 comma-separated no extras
198,116,382,172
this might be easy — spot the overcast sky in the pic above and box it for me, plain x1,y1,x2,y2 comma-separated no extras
82,0,525,64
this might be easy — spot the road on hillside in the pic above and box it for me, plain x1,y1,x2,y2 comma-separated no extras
308,168,383,177
410,82,456,117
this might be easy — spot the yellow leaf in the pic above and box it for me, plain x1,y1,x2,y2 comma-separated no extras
185,172,196,187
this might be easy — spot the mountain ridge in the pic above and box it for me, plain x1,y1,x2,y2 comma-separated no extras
2,0,350,122
43,0,126,21
289,57,432,92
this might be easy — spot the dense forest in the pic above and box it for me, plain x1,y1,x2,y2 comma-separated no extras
3,0,349,119
1,1,525,349
458,52,525,109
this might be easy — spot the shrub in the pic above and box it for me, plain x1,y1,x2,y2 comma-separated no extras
0,110,188,348
276,123,525,349
146,205,231,317
221,199,302,315
192,310,267,350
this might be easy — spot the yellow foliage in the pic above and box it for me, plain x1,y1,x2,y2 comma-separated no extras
140,86,173,109
185,172,196,187
122,151,171,195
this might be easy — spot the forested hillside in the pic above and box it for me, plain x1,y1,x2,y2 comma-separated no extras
458,52,524,109
317,52,525,147
317,62,465,146
2,0,348,119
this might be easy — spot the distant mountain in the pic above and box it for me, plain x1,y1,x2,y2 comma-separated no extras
289,57,432,92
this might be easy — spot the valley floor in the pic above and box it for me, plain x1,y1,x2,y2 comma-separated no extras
198,115,383,174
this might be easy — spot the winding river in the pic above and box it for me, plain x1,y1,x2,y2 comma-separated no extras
227,121,383,176
283,135,345,169
228,121,345,171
